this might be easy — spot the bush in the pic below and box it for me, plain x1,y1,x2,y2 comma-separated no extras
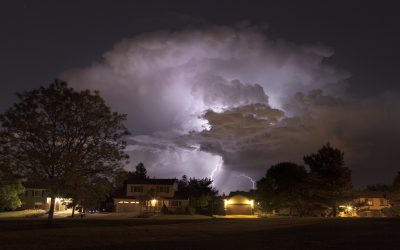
185,206,195,215
161,204,169,214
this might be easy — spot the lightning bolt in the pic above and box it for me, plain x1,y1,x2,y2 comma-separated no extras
239,174,256,189
209,157,223,186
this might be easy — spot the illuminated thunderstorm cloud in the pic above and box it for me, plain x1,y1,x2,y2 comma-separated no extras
61,25,400,193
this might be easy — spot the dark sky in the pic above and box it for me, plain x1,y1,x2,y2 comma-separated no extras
1,0,399,105
1,0,399,191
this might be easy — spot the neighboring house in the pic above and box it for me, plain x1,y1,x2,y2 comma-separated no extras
114,179,189,213
224,193,254,215
353,191,391,217
339,191,391,217
19,181,70,211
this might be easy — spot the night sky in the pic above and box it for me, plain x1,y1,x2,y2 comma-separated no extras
1,1,399,193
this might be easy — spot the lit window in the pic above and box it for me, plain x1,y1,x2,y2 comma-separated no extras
365,199,373,206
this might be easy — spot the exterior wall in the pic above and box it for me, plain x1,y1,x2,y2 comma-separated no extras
20,188,70,211
224,195,254,215
20,188,49,210
352,197,390,217
126,182,178,198
354,197,390,211
114,197,189,213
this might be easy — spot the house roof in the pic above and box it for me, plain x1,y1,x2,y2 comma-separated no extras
114,192,188,200
126,178,177,185
225,191,255,199
22,181,48,189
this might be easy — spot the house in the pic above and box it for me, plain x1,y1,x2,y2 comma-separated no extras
339,191,391,217
224,192,255,215
113,179,189,213
19,181,70,211
352,191,391,217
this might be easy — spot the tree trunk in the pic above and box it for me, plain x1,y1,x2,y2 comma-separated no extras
332,207,337,217
47,195,56,225
71,203,76,218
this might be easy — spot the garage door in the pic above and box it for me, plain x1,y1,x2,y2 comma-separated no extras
226,204,252,215
116,203,141,213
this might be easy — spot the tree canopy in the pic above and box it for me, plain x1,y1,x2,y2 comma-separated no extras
0,170,24,211
304,143,352,216
256,162,309,215
178,175,218,214
0,80,129,223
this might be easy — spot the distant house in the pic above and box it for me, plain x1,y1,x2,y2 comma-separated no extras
19,181,70,211
339,191,391,217
353,191,391,217
223,192,255,215
114,179,189,213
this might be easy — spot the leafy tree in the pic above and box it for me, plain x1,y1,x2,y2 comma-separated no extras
131,162,148,180
304,143,352,217
111,163,148,197
66,176,112,217
178,175,218,214
256,162,309,215
0,80,129,223
0,170,25,211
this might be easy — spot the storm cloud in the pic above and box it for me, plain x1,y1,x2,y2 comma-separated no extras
60,25,399,193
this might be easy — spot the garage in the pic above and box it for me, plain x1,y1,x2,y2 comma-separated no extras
115,200,141,213
224,194,254,215
226,204,252,215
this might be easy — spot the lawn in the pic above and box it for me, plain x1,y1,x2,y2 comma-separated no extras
1,216,400,249
0,209,46,218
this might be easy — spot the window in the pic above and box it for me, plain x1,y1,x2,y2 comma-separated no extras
32,190,41,197
42,190,45,197
25,190,28,196
157,186,169,193
365,199,373,206
380,198,386,206
169,200,182,207
132,186,143,193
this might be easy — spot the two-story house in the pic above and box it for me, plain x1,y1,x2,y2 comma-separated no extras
113,179,189,213
353,191,391,217
339,191,391,217
19,181,70,211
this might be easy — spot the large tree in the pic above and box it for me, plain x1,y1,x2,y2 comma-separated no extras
111,162,149,197
66,175,112,217
0,80,129,223
256,162,309,215
131,162,148,180
178,175,218,214
303,143,352,217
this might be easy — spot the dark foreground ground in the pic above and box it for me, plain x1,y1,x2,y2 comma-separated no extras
1,216,400,249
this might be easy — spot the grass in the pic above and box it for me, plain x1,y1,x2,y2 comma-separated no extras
0,209,46,218
1,216,400,249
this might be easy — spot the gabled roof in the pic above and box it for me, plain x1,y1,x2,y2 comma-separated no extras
126,178,177,185
22,181,48,189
